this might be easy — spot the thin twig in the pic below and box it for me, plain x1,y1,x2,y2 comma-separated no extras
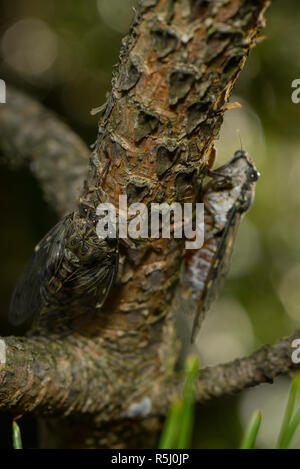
0,86,90,216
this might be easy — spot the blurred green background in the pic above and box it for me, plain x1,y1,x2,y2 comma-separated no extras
0,0,300,449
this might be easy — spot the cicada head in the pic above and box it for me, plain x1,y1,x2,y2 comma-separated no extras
206,150,260,215
228,150,260,212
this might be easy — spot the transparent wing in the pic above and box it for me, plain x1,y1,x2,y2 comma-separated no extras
191,206,241,342
9,219,68,327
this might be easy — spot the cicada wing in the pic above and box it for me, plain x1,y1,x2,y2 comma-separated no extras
68,259,118,316
39,260,118,335
9,219,68,327
191,207,242,342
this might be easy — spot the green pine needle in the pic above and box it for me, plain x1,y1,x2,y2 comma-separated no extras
12,421,23,450
240,410,262,449
277,371,300,449
158,400,183,449
159,354,199,449
177,355,199,449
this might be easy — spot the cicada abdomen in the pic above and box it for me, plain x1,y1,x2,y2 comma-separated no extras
174,150,259,348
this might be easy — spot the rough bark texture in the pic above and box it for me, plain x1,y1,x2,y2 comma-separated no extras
1,332,299,416
0,0,274,449
0,332,299,448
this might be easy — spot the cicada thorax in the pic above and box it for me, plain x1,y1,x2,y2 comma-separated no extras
180,150,259,343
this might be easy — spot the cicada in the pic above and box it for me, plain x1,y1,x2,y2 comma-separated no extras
9,206,119,336
175,150,259,345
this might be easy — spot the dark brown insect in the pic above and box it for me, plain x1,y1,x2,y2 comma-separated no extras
9,206,119,336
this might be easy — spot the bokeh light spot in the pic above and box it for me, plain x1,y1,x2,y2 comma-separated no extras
1,18,58,78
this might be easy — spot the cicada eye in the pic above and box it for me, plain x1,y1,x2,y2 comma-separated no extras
248,170,260,182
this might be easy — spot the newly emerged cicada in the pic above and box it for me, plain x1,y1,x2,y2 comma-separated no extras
175,150,259,347
9,206,119,336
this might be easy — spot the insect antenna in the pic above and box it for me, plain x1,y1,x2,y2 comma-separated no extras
237,129,243,151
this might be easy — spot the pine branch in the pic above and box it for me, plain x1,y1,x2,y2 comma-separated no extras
0,331,298,419
0,86,90,216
